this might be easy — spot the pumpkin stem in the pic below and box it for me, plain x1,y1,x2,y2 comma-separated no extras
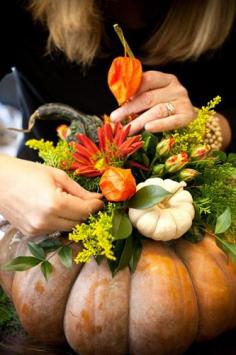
113,24,135,58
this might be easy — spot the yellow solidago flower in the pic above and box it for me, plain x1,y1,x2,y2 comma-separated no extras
165,96,221,154
26,139,73,170
69,206,116,264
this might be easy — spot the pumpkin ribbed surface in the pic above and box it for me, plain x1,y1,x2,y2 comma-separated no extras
1,225,236,355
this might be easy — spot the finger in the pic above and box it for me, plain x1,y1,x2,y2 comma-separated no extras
56,191,104,221
52,168,102,199
110,86,173,122
135,70,175,96
145,113,195,133
127,102,176,135
47,216,79,232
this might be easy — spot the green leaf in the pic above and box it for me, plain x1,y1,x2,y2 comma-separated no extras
216,235,236,262
212,150,227,163
112,210,133,240
40,260,53,281
2,256,42,271
28,241,45,260
184,224,205,243
95,255,104,265
58,246,73,269
0,305,12,323
112,236,134,276
37,239,62,253
129,236,142,273
128,185,171,209
227,153,236,166
215,207,231,234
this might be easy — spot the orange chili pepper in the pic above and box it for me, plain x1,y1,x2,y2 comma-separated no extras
108,24,142,106
99,167,136,202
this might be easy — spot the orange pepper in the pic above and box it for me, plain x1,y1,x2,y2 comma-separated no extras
99,167,136,202
108,56,142,106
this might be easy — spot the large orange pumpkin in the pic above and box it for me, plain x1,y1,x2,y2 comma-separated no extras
1,221,236,355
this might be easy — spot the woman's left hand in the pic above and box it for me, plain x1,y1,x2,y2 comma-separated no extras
110,70,196,135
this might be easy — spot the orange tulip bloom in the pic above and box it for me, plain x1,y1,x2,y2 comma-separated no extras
99,167,136,202
108,56,142,106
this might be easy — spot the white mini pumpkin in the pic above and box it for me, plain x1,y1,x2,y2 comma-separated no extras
129,178,195,241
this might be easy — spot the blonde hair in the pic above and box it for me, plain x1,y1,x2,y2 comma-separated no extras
29,0,236,66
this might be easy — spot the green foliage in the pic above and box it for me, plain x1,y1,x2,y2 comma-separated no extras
108,231,142,276
1,238,72,281
0,287,22,334
128,185,171,209
190,162,236,239
112,210,133,240
164,96,221,154
58,246,73,269
69,204,116,263
215,207,231,234
71,174,101,192
26,139,74,169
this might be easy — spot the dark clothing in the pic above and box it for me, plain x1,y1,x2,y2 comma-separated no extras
1,1,236,159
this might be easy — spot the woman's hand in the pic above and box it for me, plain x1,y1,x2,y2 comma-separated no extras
0,155,104,236
110,71,196,135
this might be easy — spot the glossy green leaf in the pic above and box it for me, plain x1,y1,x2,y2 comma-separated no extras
112,236,134,276
128,185,171,209
129,237,142,273
112,210,133,240
28,241,45,260
40,260,53,281
215,207,231,234
58,246,72,269
37,238,62,253
2,256,42,271
216,235,236,262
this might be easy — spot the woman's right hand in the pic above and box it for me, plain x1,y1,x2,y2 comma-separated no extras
0,155,104,236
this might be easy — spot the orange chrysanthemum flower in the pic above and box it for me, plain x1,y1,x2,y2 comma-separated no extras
70,122,143,177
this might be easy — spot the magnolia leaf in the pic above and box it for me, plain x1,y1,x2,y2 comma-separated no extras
40,260,53,281
28,241,45,260
37,239,62,253
129,236,142,273
2,256,42,271
215,207,231,234
128,185,171,209
112,210,133,240
107,240,125,275
216,235,236,262
113,236,134,276
58,246,73,269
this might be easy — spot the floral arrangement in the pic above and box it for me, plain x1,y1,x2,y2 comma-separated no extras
2,25,236,279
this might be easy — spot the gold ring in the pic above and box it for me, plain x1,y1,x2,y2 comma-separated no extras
166,102,175,116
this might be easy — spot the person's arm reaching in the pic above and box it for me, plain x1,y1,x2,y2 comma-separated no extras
0,154,104,236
